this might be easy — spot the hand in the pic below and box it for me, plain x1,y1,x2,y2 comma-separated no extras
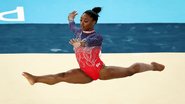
80,40,86,47
68,11,78,21
69,39,81,48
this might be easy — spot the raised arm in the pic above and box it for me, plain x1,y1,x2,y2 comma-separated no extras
68,11,81,35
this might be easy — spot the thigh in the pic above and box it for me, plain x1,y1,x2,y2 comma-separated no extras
61,68,93,84
99,66,132,80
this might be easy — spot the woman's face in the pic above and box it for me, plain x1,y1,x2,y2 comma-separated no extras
80,13,96,31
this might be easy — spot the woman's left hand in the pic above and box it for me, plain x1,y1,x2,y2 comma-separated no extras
69,39,81,48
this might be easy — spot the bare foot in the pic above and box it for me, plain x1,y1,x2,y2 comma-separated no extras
22,72,36,85
151,62,165,71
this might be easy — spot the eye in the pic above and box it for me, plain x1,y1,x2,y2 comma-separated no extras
84,20,88,23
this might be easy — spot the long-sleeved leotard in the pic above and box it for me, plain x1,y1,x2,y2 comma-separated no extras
69,20,104,80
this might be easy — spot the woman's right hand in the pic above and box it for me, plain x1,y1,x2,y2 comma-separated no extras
68,11,78,21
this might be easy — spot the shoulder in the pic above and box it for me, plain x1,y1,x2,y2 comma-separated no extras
92,32,103,38
95,32,103,40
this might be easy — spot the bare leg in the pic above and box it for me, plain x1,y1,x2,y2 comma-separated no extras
99,62,165,80
22,68,93,85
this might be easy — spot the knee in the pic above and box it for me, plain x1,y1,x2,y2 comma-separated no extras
127,63,141,76
44,73,67,85
56,73,66,79
129,63,140,71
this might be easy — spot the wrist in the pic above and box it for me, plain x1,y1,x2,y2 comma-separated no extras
68,17,74,22
80,41,86,47
80,39,87,47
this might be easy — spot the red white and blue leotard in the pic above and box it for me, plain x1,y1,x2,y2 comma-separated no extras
69,20,104,80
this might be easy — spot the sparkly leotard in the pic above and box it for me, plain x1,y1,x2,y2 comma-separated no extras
69,20,104,80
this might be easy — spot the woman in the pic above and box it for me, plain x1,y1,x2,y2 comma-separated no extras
22,7,165,85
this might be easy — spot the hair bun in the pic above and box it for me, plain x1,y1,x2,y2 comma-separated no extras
92,7,102,14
